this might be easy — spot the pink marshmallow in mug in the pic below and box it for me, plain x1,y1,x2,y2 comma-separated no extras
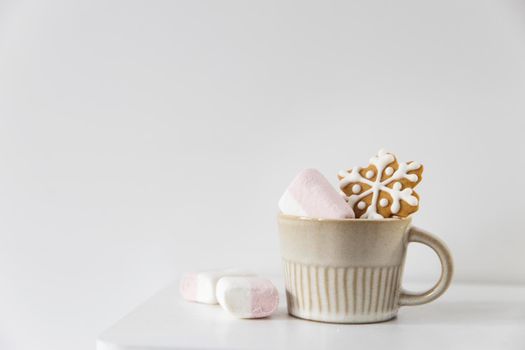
279,169,355,219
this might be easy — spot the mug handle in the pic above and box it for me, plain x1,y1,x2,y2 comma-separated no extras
399,226,454,306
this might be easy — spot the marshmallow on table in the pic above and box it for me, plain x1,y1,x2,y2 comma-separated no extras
279,169,355,219
180,269,256,304
216,277,279,319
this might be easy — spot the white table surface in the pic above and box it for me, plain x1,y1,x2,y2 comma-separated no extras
97,281,525,350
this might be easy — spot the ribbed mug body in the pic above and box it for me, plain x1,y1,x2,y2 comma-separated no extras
278,215,411,323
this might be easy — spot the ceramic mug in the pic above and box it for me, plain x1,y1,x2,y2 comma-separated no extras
277,214,453,323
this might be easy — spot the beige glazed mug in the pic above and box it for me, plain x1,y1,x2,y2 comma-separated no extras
277,214,453,323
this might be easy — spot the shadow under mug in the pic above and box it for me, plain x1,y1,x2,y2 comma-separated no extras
277,214,453,323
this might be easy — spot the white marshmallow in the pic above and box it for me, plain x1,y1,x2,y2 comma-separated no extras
180,269,256,304
216,277,279,319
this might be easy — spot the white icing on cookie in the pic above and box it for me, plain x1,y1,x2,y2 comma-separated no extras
385,167,394,176
352,184,361,193
379,198,389,207
338,149,421,219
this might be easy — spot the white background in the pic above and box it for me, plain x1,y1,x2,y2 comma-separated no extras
1,1,524,349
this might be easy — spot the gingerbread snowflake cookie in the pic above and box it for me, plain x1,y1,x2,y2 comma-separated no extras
337,150,423,219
